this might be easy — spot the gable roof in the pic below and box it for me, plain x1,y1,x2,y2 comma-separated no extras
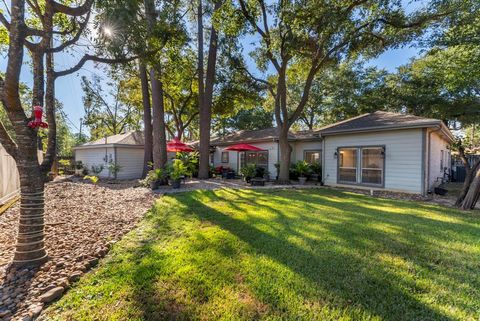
319,111,452,138
74,131,144,149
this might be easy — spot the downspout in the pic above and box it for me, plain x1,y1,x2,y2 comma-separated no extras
113,146,118,180
426,126,442,194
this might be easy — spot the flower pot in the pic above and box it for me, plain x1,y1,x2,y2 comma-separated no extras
171,179,181,189
298,177,307,185
150,180,160,190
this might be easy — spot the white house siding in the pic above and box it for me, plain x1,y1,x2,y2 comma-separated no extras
74,147,115,178
427,130,451,191
292,141,323,163
323,129,424,194
213,141,279,178
115,147,144,179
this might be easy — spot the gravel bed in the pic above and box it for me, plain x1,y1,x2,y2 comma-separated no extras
0,177,156,320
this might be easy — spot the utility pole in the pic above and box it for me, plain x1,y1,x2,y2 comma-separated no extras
79,118,83,142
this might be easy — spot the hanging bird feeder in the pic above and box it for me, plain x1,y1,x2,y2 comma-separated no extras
28,106,49,129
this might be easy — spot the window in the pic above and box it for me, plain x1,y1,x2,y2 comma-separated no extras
361,148,384,185
304,150,322,165
210,153,214,165
338,148,357,182
221,151,229,163
240,151,268,170
338,146,384,186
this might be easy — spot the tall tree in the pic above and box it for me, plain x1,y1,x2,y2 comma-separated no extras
238,0,449,183
197,0,222,179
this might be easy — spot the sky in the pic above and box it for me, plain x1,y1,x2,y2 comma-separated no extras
0,0,426,134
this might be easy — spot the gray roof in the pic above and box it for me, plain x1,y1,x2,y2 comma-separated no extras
76,131,145,147
319,111,445,135
210,127,300,145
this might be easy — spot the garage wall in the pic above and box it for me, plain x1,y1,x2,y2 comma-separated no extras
74,147,114,178
115,147,144,179
323,129,424,193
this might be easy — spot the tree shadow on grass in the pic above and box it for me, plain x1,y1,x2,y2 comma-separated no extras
160,190,462,321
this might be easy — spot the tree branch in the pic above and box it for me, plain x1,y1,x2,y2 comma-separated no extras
54,54,139,78
52,0,93,16
0,119,17,159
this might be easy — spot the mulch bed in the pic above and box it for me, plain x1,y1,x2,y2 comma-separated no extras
0,177,156,320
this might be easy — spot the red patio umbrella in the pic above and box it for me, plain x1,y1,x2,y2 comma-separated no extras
167,137,194,152
224,143,263,151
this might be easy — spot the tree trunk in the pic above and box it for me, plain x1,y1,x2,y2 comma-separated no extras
198,0,221,179
197,0,208,179
13,166,48,266
277,124,292,184
139,64,153,177
150,68,168,169
455,144,480,206
461,167,480,210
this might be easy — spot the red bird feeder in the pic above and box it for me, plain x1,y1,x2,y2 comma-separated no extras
28,106,48,129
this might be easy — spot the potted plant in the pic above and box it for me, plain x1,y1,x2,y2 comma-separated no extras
74,161,84,176
240,164,257,183
310,162,322,183
169,159,187,189
142,168,166,190
295,161,311,185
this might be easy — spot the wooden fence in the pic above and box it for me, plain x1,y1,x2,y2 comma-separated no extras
0,143,20,205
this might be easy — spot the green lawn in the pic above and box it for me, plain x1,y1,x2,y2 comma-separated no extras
43,188,480,321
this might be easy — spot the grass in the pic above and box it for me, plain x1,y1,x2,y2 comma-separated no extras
43,188,480,321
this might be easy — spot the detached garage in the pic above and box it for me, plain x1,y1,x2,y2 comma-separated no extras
73,131,144,180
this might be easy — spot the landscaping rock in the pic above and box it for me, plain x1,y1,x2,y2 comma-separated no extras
39,287,64,303
0,178,156,319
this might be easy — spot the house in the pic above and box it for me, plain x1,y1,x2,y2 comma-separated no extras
74,111,453,194
73,131,146,179
211,111,453,194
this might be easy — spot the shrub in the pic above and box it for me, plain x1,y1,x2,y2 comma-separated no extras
107,162,122,178
75,161,84,170
91,164,104,175
295,161,311,178
240,164,257,179
169,159,188,181
176,151,199,177
140,168,167,187
84,175,99,184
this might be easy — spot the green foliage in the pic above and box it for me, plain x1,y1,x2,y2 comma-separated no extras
294,161,311,177
90,165,104,175
168,159,188,181
107,162,122,178
140,168,167,187
240,164,256,178
225,106,273,132
175,151,199,178
81,74,142,140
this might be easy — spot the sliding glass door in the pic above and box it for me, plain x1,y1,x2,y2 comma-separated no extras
338,146,384,186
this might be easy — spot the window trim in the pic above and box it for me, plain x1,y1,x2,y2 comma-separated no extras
221,151,229,163
336,145,385,188
303,149,322,165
